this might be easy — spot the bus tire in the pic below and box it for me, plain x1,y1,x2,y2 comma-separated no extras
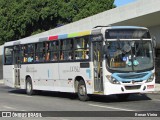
26,77,35,95
77,80,89,101
116,94,130,101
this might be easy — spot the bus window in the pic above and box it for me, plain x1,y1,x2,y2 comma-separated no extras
4,47,13,64
60,52,64,60
35,55,39,62
28,54,33,62
49,41,59,51
14,46,22,64
45,52,50,61
51,52,58,61
21,44,34,63
49,41,59,61
59,39,74,61
21,45,28,63
45,42,50,61
35,43,45,62
74,36,90,60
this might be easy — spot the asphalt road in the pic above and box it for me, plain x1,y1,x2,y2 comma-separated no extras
0,83,160,120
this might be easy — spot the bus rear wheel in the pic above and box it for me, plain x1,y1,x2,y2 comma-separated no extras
26,77,35,95
77,80,89,101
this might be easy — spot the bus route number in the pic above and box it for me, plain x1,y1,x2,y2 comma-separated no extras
70,66,80,72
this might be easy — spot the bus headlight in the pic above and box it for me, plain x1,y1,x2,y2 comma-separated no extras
106,75,120,84
146,74,154,83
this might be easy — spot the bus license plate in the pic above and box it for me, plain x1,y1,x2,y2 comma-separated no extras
147,85,154,89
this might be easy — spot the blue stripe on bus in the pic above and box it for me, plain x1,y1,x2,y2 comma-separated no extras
58,34,68,40
112,71,152,82
86,69,91,79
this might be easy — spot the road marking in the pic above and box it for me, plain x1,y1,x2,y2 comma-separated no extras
89,104,135,111
9,94,32,97
152,99,160,102
3,105,27,111
3,105,17,110
61,118,69,120
21,110,27,111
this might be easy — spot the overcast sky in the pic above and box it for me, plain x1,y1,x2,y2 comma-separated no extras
114,0,136,7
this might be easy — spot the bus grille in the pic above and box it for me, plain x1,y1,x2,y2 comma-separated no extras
125,85,141,90
122,80,143,83
118,73,147,79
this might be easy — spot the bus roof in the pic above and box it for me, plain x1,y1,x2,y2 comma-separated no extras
3,26,148,47
109,26,148,29
4,30,92,46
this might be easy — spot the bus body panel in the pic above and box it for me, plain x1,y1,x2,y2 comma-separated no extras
18,62,94,94
58,62,93,93
103,79,155,95
3,65,15,88
20,63,59,91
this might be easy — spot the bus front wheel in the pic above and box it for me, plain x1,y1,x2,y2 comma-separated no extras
77,80,89,101
26,77,35,95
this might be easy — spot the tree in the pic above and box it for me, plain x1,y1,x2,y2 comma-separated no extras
0,0,115,45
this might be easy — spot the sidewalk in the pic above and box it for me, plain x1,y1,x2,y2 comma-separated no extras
0,79,3,84
155,83,160,93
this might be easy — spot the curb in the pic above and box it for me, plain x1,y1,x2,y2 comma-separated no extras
154,84,160,93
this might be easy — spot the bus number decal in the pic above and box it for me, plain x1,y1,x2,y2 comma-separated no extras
26,66,37,72
70,66,80,72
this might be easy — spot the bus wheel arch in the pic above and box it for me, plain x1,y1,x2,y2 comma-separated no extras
74,76,89,101
25,75,35,95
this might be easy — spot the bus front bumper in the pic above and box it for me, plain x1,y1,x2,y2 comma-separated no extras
103,82,155,95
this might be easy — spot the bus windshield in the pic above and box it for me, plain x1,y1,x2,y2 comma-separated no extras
106,40,154,72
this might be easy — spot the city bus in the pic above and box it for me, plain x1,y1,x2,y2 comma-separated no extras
3,26,155,101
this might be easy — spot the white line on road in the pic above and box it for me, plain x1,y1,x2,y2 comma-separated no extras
3,105,27,111
3,105,17,110
9,94,32,97
20,110,27,111
89,104,135,111
152,99,160,102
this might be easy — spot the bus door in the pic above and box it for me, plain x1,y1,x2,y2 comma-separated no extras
92,41,103,92
13,45,21,88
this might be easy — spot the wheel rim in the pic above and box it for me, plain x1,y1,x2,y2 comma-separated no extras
27,82,31,93
79,85,86,96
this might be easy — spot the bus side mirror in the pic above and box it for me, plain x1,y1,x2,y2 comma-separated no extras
153,37,156,48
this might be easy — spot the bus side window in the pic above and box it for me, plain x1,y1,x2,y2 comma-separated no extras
35,43,45,62
23,54,28,62
45,52,50,61
49,41,59,61
59,39,74,61
4,47,13,64
60,52,64,60
74,36,90,60
45,42,50,61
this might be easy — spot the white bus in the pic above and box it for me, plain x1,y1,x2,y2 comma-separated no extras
3,26,155,101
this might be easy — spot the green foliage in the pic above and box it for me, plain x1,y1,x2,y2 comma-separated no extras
0,0,115,45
